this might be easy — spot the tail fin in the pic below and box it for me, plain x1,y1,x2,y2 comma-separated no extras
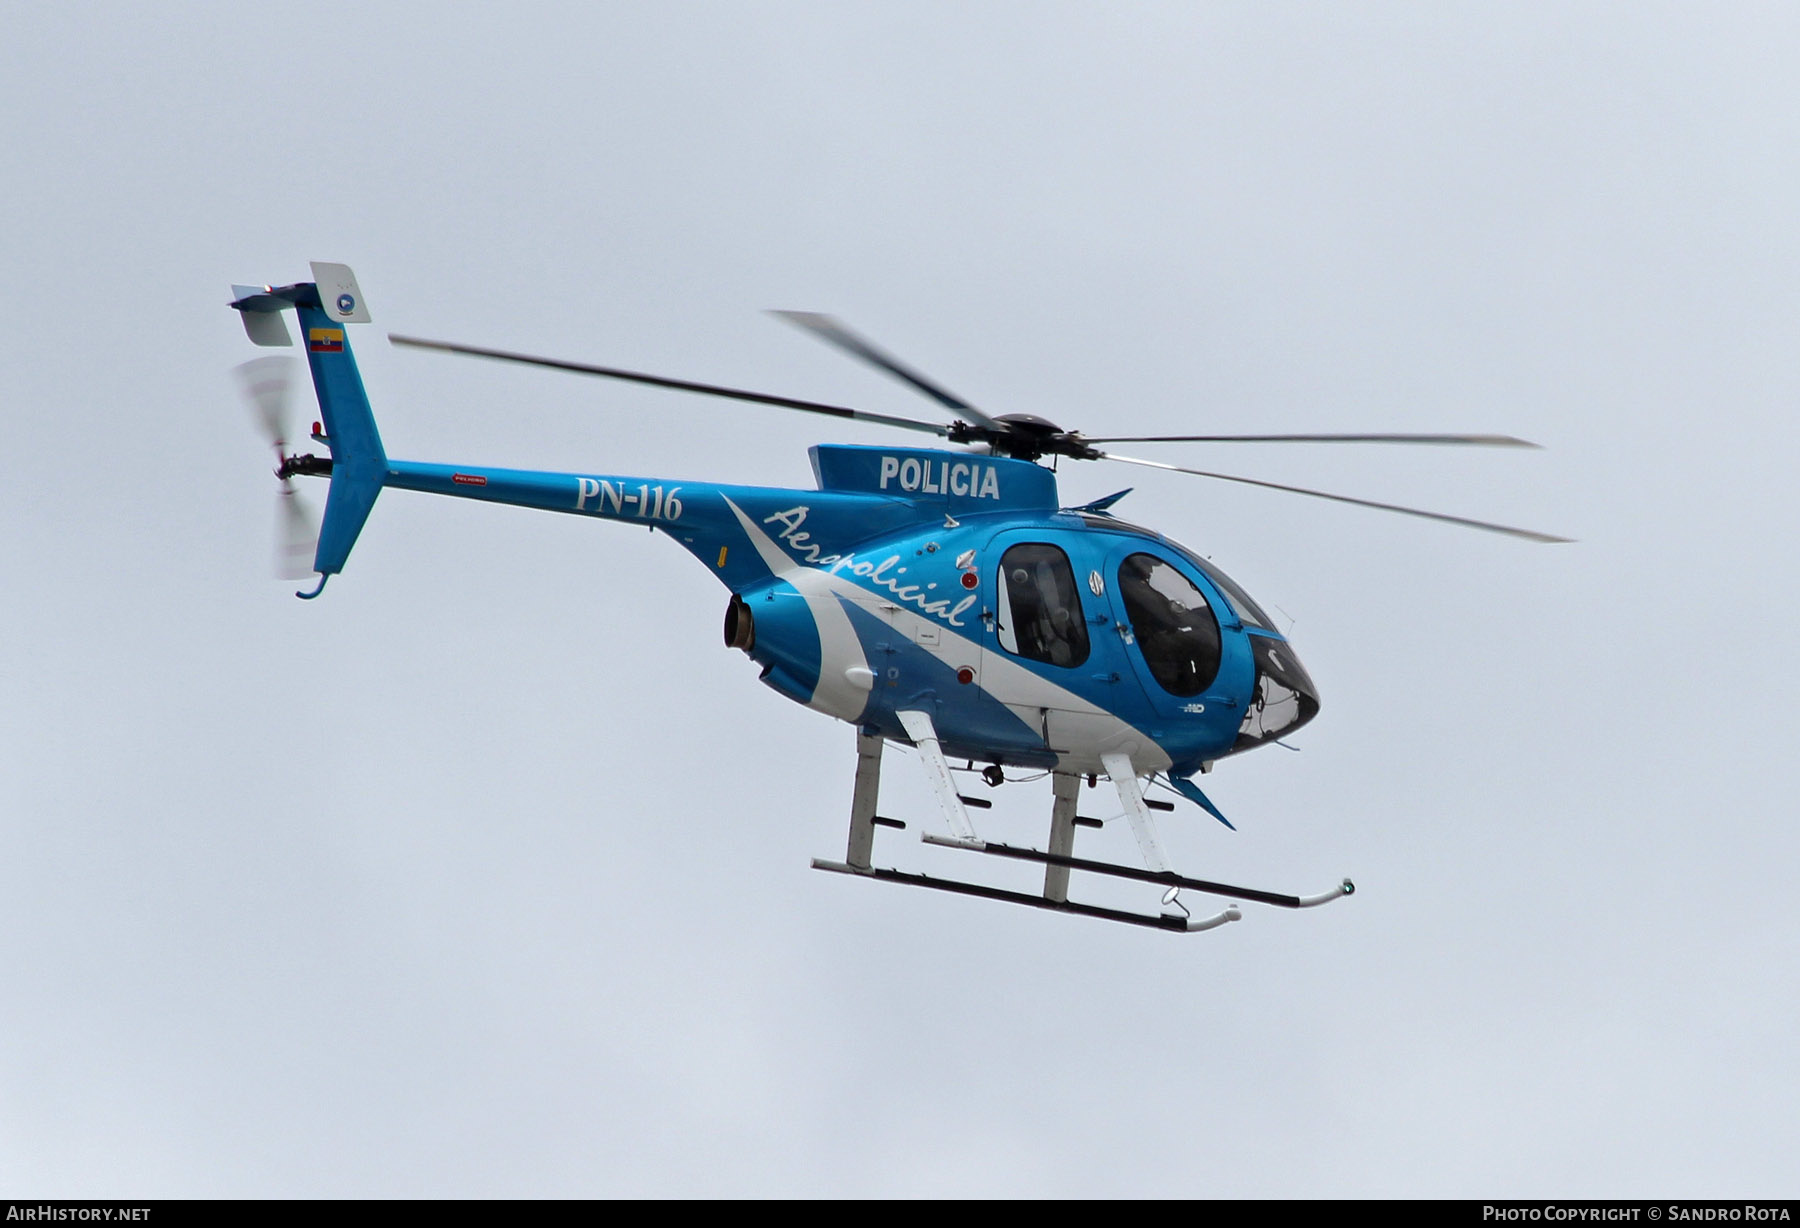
230,264,386,594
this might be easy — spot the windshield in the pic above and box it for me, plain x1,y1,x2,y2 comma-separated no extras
1168,544,1276,632
1075,512,1279,634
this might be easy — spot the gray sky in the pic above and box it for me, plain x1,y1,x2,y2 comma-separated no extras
3,3,1795,1197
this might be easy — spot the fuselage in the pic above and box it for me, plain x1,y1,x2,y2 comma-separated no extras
386,442,1318,778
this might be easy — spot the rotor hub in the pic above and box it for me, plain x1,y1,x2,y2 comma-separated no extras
947,414,1100,463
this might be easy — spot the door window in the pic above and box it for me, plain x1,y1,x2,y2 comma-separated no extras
995,543,1089,668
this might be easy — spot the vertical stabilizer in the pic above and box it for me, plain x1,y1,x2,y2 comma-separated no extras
229,266,387,590
296,300,386,579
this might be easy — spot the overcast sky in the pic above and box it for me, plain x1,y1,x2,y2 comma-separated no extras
3,3,1796,1197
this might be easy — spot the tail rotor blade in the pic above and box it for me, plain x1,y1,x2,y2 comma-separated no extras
274,483,320,580
235,355,298,452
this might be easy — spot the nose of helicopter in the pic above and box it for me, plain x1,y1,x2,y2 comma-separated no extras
1234,635,1320,750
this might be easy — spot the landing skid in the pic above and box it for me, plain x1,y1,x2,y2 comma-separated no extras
927,839,1354,910
811,860,1223,932
811,715,1354,934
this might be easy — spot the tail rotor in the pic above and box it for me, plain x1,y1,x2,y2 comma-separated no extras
234,356,321,580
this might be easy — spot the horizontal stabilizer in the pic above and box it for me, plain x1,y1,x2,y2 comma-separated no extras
229,264,369,345
230,285,293,347
239,310,292,347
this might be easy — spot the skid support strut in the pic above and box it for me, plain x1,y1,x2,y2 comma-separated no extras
1043,772,1081,904
845,729,884,870
894,709,981,846
810,716,1353,932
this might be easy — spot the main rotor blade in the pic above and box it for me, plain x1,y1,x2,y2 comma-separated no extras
770,311,1010,432
1083,432,1541,448
388,334,952,438
1096,451,1572,543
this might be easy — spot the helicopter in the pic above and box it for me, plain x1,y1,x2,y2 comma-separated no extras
231,263,1566,934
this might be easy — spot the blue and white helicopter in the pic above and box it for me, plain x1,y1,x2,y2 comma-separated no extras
232,264,1565,934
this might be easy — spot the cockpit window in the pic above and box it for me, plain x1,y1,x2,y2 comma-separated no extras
1076,514,1276,634
1118,552,1221,697
996,543,1089,668
1169,545,1276,632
